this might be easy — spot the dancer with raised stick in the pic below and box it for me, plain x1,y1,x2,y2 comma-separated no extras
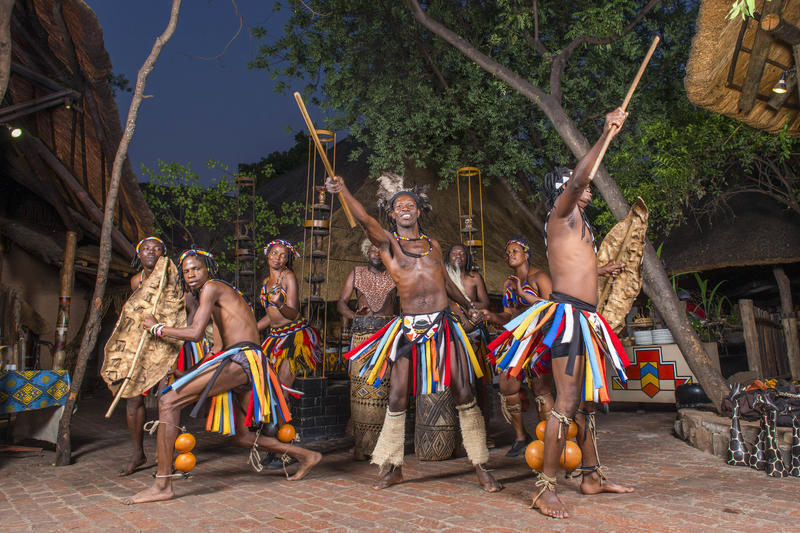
501,37,660,517
326,173,502,492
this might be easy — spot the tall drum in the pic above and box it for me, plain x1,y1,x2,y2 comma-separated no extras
349,316,393,460
415,388,458,461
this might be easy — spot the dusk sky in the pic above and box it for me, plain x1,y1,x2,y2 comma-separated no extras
86,1,320,182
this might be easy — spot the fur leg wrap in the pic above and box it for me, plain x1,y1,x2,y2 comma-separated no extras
499,393,522,425
457,400,490,465
370,409,406,468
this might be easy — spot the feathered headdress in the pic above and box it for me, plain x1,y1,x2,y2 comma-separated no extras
375,172,432,228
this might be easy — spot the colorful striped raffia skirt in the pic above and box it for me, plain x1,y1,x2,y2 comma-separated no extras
487,292,630,403
163,341,291,436
262,318,322,374
346,309,484,395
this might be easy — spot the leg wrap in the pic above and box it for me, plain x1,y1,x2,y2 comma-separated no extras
530,472,557,509
535,392,553,422
576,408,606,478
370,409,406,468
457,400,490,465
499,393,522,425
550,408,573,441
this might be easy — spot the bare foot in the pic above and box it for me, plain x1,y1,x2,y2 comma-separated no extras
372,465,403,489
118,454,146,477
475,465,503,492
121,483,174,505
580,471,634,495
532,489,569,519
287,451,321,481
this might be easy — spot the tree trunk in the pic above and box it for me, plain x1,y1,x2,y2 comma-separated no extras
55,0,182,466
404,0,730,411
0,0,14,103
52,230,77,370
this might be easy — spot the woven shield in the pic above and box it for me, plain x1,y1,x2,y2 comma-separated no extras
102,256,186,397
596,197,649,333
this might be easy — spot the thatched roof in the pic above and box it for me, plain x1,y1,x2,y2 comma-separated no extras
2,0,153,262
307,162,547,301
685,0,800,135
661,193,800,273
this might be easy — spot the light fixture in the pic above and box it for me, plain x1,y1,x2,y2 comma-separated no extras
5,124,22,138
772,67,796,94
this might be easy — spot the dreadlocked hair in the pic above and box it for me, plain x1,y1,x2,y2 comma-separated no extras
444,243,474,273
505,235,533,264
375,172,432,232
541,166,572,212
178,249,219,294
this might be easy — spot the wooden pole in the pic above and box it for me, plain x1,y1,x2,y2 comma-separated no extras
104,262,168,418
52,231,77,370
773,266,800,379
740,299,763,376
586,35,660,182
293,92,357,228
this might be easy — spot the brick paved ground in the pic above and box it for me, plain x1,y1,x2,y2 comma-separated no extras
1,390,798,532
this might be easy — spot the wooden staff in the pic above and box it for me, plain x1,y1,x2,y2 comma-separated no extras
293,92,357,228
104,261,169,418
587,35,661,182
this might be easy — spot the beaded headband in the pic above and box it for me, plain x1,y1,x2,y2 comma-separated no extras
505,239,530,253
178,248,214,265
136,236,166,255
264,239,300,258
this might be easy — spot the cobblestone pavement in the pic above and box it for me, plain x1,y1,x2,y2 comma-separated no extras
1,390,798,533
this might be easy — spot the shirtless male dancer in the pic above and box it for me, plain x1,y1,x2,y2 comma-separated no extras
125,249,321,504
482,236,554,457
119,236,167,476
522,108,634,518
326,175,502,492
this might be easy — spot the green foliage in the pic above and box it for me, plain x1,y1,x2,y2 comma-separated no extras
107,72,132,97
251,0,799,243
238,131,311,185
140,159,302,275
727,0,759,20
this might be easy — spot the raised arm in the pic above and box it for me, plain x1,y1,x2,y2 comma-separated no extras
337,269,357,321
551,108,628,219
325,176,391,249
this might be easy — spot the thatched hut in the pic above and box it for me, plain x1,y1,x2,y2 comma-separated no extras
1,0,153,370
685,0,800,135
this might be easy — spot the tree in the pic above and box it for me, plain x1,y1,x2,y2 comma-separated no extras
56,0,182,466
253,0,737,408
140,159,302,275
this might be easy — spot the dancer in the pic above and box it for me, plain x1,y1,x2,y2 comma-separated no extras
125,249,321,504
498,108,634,518
443,244,494,445
482,236,554,457
257,239,321,400
119,237,167,476
326,173,502,492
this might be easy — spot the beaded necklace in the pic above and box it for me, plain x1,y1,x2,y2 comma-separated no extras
392,231,433,258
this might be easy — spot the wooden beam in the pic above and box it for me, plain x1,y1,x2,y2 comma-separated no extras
52,231,77,370
739,0,784,113
794,45,800,102
0,89,77,122
10,62,67,93
739,299,763,376
24,135,136,258
761,13,800,45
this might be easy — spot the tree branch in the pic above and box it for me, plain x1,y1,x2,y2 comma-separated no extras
550,0,661,102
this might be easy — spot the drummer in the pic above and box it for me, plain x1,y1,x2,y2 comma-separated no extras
119,236,167,477
337,238,397,336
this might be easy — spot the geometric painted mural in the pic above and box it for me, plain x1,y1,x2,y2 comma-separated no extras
607,344,697,403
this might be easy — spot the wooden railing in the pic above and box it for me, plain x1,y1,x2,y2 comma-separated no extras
739,299,793,378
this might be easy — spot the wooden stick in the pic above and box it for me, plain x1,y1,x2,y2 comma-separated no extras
587,35,660,182
104,260,169,418
293,92,357,228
